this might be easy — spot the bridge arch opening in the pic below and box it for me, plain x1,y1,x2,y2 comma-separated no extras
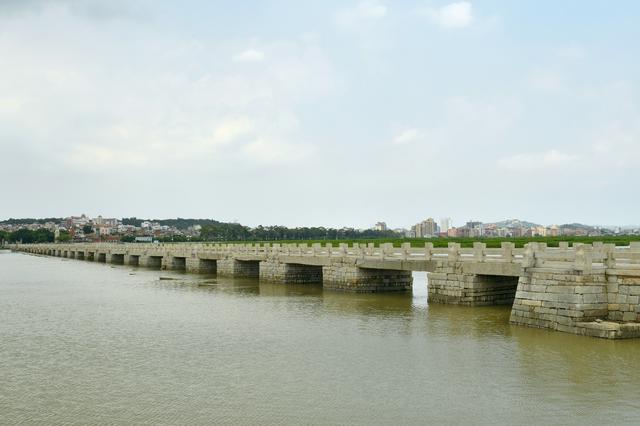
427,272,519,306
284,263,323,284
170,256,186,271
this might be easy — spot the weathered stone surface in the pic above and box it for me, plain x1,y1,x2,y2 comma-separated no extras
218,258,259,278
323,262,412,293
428,267,518,306
260,261,322,284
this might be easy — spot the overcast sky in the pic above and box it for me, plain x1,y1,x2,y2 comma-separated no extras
1,1,639,228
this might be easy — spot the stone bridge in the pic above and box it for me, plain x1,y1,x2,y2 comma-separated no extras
12,241,640,339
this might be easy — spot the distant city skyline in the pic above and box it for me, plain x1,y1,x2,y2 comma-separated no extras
2,213,638,232
1,1,639,226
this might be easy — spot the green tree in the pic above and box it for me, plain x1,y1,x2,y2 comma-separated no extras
57,230,71,242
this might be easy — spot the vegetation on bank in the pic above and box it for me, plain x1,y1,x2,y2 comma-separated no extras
0,229,57,243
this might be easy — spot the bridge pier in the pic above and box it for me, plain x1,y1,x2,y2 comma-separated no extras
162,255,186,271
186,257,216,274
322,263,412,293
428,270,519,306
218,258,259,278
260,260,323,284
139,255,162,269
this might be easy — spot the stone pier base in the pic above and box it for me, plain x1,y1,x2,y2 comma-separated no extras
510,269,608,333
260,261,323,283
162,256,186,271
428,270,519,306
218,258,259,278
322,264,412,292
140,255,162,269
186,257,217,274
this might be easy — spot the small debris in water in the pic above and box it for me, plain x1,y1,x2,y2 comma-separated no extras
159,277,176,281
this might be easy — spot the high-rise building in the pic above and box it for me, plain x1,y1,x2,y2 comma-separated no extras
374,222,388,231
439,217,451,233
412,218,439,237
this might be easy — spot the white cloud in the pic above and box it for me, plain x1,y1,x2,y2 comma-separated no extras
208,117,254,146
529,69,565,92
425,1,473,29
242,138,314,165
498,149,581,173
392,128,426,145
232,48,265,63
335,1,387,27
498,123,640,174
0,3,334,175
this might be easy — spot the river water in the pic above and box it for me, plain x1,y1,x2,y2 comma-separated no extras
1,251,639,425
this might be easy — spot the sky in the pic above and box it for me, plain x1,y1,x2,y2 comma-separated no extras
1,0,639,228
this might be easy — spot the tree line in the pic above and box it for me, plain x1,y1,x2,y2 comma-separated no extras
198,224,400,241
1,229,56,244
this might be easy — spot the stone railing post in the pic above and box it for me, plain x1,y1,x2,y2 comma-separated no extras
473,242,486,262
424,242,433,260
574,244,593,274
501,242,514,262
447,242,460,262
401,242,411,260
311,243,320,256
604,243,616,269
522,243,536,268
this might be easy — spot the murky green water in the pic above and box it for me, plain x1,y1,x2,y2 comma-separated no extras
1,251,639,425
